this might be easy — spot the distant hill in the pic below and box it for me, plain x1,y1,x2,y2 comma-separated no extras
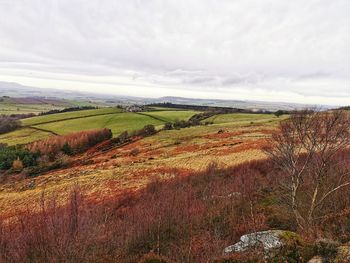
152,96,315,111
0,81,333,112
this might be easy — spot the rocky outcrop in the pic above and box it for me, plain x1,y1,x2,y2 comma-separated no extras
224,230,301,254
224,230,350,262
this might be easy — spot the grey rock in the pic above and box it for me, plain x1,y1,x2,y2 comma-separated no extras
224,230,297,254
308,256,323,263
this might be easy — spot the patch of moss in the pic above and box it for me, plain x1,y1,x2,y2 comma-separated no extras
279,231,303,246
335,245,350,262
272,231,314,262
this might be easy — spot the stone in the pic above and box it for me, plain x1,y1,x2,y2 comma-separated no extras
224,230,301,255
27,180,35,189
308,256,323,263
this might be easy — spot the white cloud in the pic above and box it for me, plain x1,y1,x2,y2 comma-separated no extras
0,0,349,105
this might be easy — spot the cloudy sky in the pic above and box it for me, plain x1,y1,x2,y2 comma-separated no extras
0,0,349,105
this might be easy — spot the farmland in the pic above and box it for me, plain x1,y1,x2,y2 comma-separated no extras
204,112,278,124
0,107,199,145
0,96,97,115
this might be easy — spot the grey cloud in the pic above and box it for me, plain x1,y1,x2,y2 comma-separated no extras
0,0,349,104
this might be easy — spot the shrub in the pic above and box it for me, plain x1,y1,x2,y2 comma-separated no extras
142,125,156,136
312,239,340,261
117,131,129,143
173,120,189,129
274,110,289,117
0,115,20,134
0,143,7,149
163,122,173,130
61,142,73,155
134,125,156,137
12,158,23,171
0,145,39,170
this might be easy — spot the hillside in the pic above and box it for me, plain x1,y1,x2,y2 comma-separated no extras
0,112,281,216
1,109,349,262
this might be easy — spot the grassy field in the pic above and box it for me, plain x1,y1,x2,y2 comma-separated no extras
35,112,166,136
21,108,122,126
0,103,65,115
0,97,98,115
140,110,198,122
0,108,199,145
0,128,52,145
203,112,280,125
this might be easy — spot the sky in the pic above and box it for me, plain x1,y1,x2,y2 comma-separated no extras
0,0,349,105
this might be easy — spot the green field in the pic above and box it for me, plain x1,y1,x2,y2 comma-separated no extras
140,110,198,122
204,113,281,125
35,112,166,136
0,103,65,115
0,97,99,115
0,108,199,145
22,108,122,126
0,128,52,145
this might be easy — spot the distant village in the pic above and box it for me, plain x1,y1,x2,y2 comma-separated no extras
123,104,144,112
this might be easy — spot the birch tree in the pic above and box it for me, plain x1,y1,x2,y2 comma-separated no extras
265,110,350,230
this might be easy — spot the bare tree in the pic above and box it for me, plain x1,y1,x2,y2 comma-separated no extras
265,109,350,230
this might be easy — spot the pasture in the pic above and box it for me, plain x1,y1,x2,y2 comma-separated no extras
0,97,97,115
0,108,199,145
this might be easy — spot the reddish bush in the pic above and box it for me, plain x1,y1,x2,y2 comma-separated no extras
27,128,112,156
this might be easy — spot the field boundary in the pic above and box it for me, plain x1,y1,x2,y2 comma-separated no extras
135,112,169,123
27,126,59,136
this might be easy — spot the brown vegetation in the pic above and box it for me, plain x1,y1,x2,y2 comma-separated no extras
27,128,112,156
1,110,350,262
0,161,270,262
